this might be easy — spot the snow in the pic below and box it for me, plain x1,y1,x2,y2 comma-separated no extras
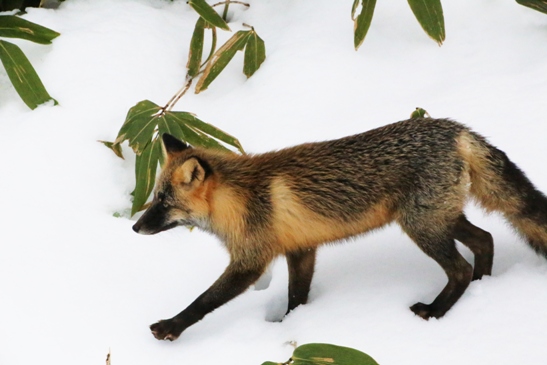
1,0,547,364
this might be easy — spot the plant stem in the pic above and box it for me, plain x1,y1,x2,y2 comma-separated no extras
222,0,230,21
211,1,249,8
162,77,194,113
200,26,217,69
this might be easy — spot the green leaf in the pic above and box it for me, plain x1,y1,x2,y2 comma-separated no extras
243,29,265,78
261,362,281,365
0,15,60,44
0,39,56,109
132,137,162,216
156,114,187,166
187,17,206,77
292,344,379,365
188,0,230,31
165,112,231,152
115,100,163,154
114,99,244,214
410,107,430,118
353,0,377,50
195,30,250,93
99,140,124,159
407,0,445,46
172,111,244,153
516,0,547,14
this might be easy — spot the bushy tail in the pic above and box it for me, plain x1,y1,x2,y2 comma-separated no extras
460,130,547,258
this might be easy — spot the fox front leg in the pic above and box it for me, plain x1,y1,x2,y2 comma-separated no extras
286,248,317,314
150,264,264,341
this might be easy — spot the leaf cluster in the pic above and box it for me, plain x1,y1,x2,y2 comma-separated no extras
186,0,265,93
102,100,244,216
104,0,265,216
352,0,445,50
0,14,58,108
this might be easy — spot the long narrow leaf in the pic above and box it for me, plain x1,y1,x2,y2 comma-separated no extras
0,39,56,109
292,344,379,365
407,0,445,46
185,126,230,152
169,114,231,152
188,0,230,31
157,115,187,143
132,137,162,216
195,30,250,93
353,0,377,50
0,15,60,44
243,30,266,78
171,111,244,153
187,17,206,77
115,100,163,154
516,0,547,14
99,140,124,159
157,115,187,165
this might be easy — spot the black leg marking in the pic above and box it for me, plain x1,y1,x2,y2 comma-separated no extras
410,239,473,319
286,248,317,314
453,214,494,280
398,211,474,320
150,263,264,341
409,237,473,319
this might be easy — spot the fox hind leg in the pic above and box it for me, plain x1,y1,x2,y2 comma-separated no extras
286,247,317,314
400,217,473,319
453,214,494,280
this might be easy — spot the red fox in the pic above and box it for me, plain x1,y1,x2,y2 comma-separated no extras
133,118,547,341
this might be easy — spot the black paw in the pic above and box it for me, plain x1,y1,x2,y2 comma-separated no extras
150,319,183,341
410,302,445,320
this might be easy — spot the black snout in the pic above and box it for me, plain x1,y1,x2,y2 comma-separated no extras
131,202,179,235
132,222,141,233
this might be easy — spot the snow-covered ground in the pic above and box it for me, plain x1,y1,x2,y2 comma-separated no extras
1,1,547,364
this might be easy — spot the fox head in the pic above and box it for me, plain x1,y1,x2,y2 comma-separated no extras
132,134,213,235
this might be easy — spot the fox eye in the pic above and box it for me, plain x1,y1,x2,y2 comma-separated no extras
157,193,171,208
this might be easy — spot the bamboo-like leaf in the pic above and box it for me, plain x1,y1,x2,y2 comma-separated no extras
410,107,430,118
171,111,244,153
115,100,163,154
132,137,162,216
99,140,124,159
0,15,60,44
113,99,244,213
157,114,187,165
353,0,377,50
243,30,266,78
165,112,231,152
157,115,187,144
292,344,379,365
407,0,445,46
0,39,56,109
195,30,250,93
187,17,206,77
516,0,547,14
188,0,230,31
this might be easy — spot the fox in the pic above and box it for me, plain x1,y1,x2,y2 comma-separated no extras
132,117,547,341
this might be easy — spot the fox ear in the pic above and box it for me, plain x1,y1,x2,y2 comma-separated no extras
162,134,189,156
173,158,207,186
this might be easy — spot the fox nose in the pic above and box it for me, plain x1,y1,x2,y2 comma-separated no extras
132,223,141,233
